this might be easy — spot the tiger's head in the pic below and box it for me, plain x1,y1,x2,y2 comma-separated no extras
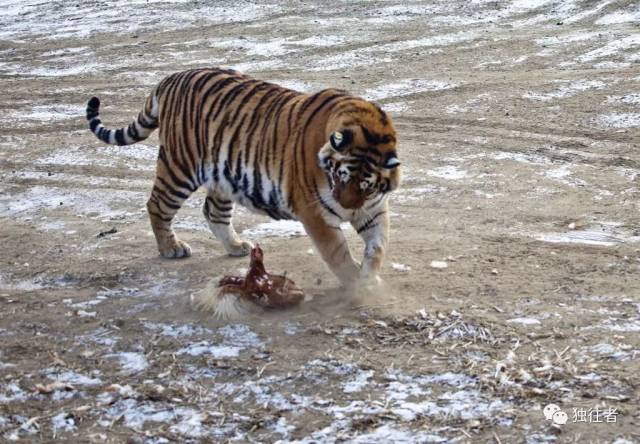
318,102,400,210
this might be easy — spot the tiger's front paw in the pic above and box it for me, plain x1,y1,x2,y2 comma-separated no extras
359,273,383,288
227,239,253,257
160,239,192,259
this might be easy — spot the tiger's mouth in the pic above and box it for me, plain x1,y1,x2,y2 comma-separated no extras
331,170,369,210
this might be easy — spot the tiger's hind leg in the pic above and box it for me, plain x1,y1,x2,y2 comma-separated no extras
203,189,253,257
146,146,197,259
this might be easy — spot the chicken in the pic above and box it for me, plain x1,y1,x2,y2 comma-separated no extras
217,244,304,310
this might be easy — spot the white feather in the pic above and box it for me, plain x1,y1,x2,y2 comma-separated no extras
212,293,249,320
190,281,258,320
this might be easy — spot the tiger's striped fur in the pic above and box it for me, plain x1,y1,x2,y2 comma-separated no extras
86,68,400,285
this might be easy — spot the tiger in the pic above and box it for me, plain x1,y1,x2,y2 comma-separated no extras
85,67,400,286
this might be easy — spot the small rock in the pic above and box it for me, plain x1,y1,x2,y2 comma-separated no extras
430,260,448,269
76,310,96,318
391,262,411,272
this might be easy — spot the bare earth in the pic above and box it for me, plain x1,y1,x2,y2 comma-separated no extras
1,1,639,442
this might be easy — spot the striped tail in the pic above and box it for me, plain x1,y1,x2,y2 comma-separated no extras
86,95,159,146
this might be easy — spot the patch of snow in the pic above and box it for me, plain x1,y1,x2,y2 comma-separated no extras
0,185,146,223
5,104,84,122
271,417,295,438
593,61,631,69
540,165,586,187
226,376,312,412
44,369,102,386
594,113,640,128
79,328,120,348
607,93,640,105
427,165,469,180
364,79,457,101
106,352,149,374
493,151,550,165
585,343,636,361
596,8,640,25
0,1,280,41
270,79,314,92
306,359,359,376
509,0,554,12
523,80,605,101
342,370,374,393
0,62,105,77
599,320,640,332
430,260,448,269
0,383,29,403
381,101,410,113
219,324,264,348
309,30,478,71
446,104,468,114
379,30,480,53
36,144,156,170
577,34,640,62
392,388,507,422
103,398,205,431
67,298,103,309
76,309,97,318
0,275,44,292
507,317,541,326
51,413,76,433
367,4,453,20
384,378,430,401
352,424,446,443
527,433,563,444
177,341,242,358
173,217,209,233
391,262,411,272
535,31,601,47
532,231,621,247
169,411,207,438
243,220,307,238
284,322,300,336
41,46,90,57
144,322,212,338
177,325,262,357
394,185,448,204
38,220,66,231
474,190,497,199
555,0,614,24
406,371,476,388
212,35,344,58
308,52,392,72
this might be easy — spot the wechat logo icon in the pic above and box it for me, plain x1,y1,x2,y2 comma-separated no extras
544,404,568,426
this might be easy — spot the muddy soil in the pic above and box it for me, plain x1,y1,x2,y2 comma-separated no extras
0,1,639,442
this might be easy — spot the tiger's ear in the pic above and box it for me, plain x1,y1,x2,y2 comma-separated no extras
384,155,400,169
329,129,353,151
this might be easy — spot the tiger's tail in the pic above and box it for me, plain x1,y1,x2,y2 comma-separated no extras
85,93,159,146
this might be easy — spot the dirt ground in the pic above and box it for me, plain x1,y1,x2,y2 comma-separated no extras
1,0,639,442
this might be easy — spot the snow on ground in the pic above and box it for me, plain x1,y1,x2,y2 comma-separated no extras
0,1,280,41
594,113,640,128
243,220,307,238
1,0,639,442
364,79,458,101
